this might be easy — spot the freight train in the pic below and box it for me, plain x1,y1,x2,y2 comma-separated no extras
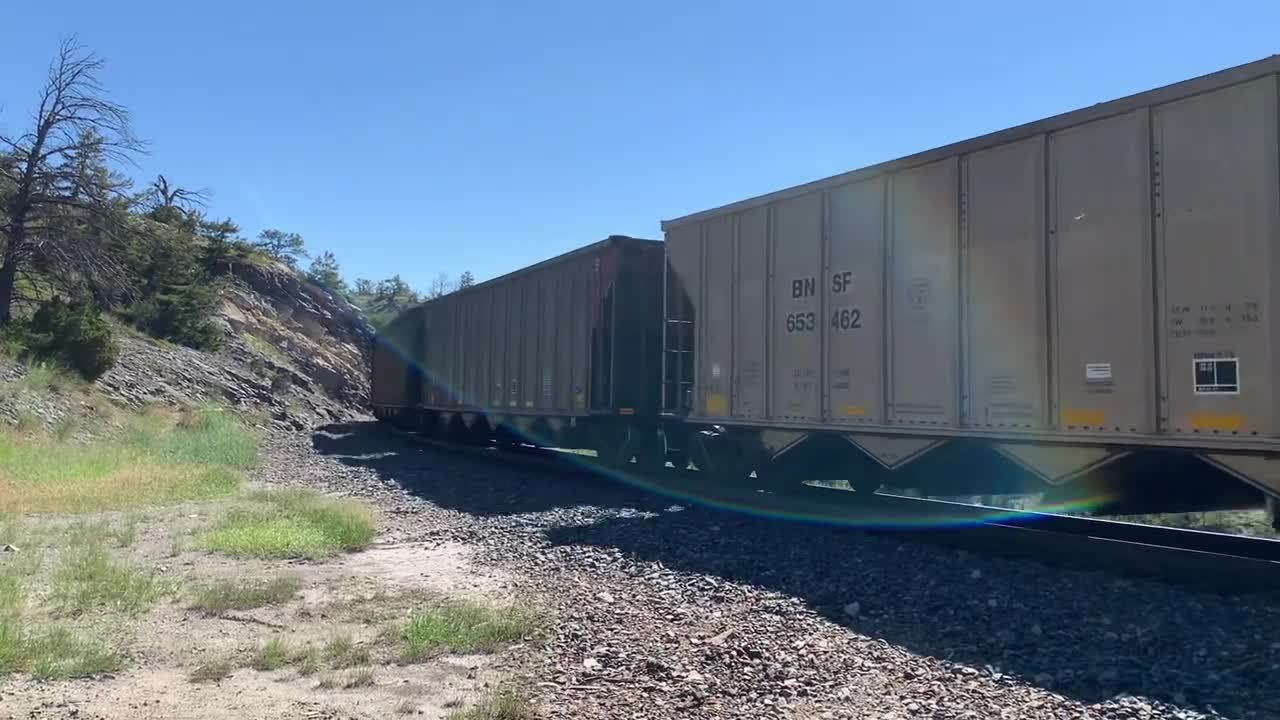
371,56,1280,526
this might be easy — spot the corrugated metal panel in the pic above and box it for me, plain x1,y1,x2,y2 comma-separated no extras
490,283,507,407
505,279,522,408
448,300,462,406
1155,76,1279,436
888,157,960,427
963,135,1047,429
464,293,481,406
770,192,823,421
538,271,557,410
826,178,885,425
570,259,590,411
401,236,660,416
551,264,570,411
423,303,440,406
473,289,486,407
734,206,769,419
1050,110,1155,434
520,275,540,409
456,295,470,406
701,218,733,418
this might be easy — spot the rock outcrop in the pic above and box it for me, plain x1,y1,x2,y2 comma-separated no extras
1,258,377,432
221,259,374,407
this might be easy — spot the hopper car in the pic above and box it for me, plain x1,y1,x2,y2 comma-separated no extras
373,56,1280,526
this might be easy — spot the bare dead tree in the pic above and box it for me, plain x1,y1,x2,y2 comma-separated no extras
145,174,208,212
0,36,144,324
428,271,451,299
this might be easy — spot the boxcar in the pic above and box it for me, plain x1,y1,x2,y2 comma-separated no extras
371,235,667,465
661,56,1280,521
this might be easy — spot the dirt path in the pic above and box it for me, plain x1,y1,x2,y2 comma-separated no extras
0,501,525,719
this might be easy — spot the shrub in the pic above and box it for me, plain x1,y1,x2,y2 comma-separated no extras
8,299,118,380
131,282,224,351
128,235,225,351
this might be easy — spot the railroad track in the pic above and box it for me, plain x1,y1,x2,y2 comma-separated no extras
379,425,1280,595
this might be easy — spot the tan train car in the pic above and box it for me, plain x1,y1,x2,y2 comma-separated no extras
661,56,1280,522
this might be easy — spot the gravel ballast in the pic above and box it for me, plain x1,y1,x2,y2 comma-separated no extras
266,421,1280,720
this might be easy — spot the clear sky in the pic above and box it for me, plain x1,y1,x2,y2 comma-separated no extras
1,1,1276,291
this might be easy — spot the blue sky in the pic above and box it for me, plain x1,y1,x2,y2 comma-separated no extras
1,1,1276,291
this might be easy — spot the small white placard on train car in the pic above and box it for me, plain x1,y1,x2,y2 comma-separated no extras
1085,363,1112,382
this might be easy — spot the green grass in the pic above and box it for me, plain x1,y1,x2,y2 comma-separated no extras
252,636,295,671
13,362,80,395
0,405,256,514
399,600,540,662
50,546,173,615
13,409,40,434
200,489,376,560
0,618,121,679
124,406,258,468
296,646,322,676
189,576,302,613
0,548,41,612
446,690,535,720
243,632,373,676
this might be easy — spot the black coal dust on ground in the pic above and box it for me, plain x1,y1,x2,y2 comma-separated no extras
309,422,1280,719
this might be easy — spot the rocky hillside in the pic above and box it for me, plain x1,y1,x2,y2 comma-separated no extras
2,259,377,431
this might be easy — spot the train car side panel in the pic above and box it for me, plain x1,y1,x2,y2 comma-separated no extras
770,192,824,422
701,217,734,419
552,263,571,412
734,206,770,420
1155,76,1279,437
490,282,507,407
963,135,1048,429
1049,110,1155,434
825,178,886,425
888,157,961,427
570,257,591,411
538,270,557,410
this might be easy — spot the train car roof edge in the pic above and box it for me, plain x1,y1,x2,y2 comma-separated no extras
408,234,659,311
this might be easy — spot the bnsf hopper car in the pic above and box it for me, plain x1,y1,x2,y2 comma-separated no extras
662,56,1280,521
371,235,668,465
373,57,1280,525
